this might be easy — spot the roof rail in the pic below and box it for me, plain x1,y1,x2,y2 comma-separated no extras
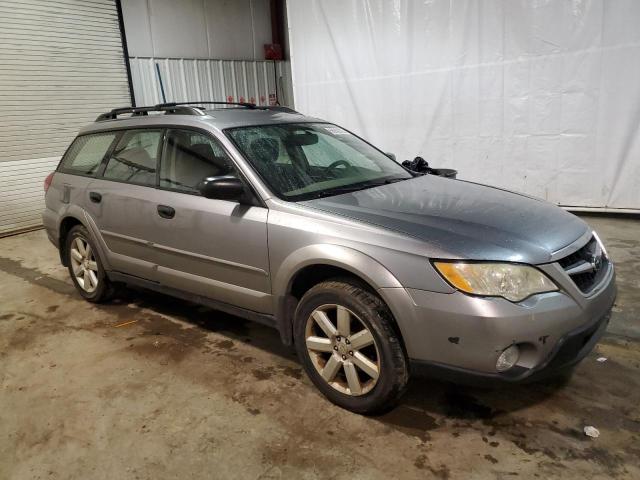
95,101,301,122
96,104,205,121
95,101,257,122
164,101,257,109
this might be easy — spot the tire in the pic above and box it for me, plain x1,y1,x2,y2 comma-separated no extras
65,225,115,303
294,279,409,414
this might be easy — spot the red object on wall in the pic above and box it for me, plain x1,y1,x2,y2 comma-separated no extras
264,43,283,60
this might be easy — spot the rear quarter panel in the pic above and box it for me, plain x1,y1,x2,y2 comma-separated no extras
44,173,92,234
43,172,113,269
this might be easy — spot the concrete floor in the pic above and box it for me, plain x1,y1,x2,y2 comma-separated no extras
0,215,639,480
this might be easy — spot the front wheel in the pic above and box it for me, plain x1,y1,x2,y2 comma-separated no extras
294,279,409,414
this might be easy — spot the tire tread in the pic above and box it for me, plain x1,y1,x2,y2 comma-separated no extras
295,278,409,414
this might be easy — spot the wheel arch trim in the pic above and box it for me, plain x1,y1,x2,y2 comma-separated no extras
273,244,405,345
275,244,404,296
57,207,112,272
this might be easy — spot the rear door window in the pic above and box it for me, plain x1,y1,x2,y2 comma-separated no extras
58,132,118,176
103,129,163,186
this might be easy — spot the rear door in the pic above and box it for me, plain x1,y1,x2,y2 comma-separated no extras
85,129,164,281
147,128,271,313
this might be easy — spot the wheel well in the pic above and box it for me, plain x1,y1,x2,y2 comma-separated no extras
59,216,83,266
281,264,405,348
289,264,373,300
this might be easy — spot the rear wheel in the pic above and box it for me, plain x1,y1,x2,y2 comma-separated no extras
294,279,409,414
65,225,115,303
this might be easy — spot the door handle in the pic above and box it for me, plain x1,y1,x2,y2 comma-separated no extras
157,204,175,219
89,192,102,203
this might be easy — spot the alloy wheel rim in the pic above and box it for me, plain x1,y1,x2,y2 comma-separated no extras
70,236,99,293
305,304,380,396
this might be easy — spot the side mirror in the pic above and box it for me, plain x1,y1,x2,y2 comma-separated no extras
385,152,396,161
198,176,245,201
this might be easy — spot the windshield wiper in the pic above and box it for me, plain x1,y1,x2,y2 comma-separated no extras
307,185,368,199
305,176,410,200
379,177,409,185
348,177,409,189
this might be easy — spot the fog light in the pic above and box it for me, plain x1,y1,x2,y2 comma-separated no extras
496,345,520,372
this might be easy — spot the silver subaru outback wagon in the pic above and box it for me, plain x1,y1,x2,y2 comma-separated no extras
43,102,616,414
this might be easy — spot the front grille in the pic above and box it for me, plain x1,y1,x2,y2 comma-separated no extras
558,236,608,294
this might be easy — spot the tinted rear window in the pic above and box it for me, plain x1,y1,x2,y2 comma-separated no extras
58,133,117,176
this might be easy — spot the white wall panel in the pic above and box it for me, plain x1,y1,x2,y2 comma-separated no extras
149,0,209,58
118,0,154,55
122,0,273,60
248,0,273,59
205,0,256,60
287,0,640,210
0,0,131,235
130,57,293,107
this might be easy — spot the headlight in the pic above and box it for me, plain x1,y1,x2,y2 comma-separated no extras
433,262,557,302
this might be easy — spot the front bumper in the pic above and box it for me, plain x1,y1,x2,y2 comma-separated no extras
379,262,616,382
410,309,610,385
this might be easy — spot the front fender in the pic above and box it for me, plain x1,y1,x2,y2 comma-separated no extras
274,243,404,297
272,244,405,345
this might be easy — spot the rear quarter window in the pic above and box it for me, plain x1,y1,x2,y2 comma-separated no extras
58,133,118,176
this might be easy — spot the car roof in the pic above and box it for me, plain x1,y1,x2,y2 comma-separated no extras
203,107,323,128
79,107,325,135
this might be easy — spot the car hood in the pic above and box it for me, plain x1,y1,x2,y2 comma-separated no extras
300,175,589,264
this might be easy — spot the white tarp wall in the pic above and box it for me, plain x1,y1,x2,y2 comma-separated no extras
287,0,640,210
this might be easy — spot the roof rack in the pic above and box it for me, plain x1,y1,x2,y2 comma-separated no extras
166,101,257,109
95,101,257,122
96,101,299,122
171,102,299,113
162,102,300,113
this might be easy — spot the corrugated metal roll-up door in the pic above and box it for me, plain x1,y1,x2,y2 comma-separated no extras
0,0,131,236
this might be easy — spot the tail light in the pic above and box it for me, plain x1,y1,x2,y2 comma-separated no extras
44,172,55,193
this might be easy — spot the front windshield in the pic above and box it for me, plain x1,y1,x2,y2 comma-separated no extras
225,122,412,201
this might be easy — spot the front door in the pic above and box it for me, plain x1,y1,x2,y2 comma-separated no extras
147,128,271,313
